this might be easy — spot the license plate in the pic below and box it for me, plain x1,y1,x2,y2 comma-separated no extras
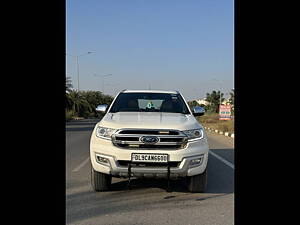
131,153,168,163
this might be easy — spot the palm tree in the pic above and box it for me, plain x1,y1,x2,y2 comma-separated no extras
65,89,115,118
67,91,92,117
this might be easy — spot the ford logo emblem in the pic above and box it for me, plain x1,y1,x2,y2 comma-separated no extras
140,136,159,144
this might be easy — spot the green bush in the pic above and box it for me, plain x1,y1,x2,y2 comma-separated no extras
66,110,76,121
66,90,114,119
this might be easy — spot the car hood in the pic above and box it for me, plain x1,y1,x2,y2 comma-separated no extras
98,112,202,130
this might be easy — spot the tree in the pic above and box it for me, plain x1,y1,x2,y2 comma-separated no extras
66,91,92,117
187,100,200,109
205,90,225,113
84,91,111,116
187,100,211,113
65,90,115,119
229,89,234,113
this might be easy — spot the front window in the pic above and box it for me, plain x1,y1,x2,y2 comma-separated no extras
109,93,190,114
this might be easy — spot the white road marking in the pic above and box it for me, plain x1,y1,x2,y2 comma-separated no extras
209,150,234,169
72,157,90,172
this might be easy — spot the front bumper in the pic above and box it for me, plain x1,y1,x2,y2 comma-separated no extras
90,132,209,178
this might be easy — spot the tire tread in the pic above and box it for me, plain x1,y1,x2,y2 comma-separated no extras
91,167,111,191
187,169,207,193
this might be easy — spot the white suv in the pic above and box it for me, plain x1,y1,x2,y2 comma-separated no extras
90,90,209,192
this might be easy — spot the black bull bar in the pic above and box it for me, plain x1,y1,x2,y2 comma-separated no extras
127,162,172,192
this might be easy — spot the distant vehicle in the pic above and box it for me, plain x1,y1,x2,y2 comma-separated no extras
90,90,209,192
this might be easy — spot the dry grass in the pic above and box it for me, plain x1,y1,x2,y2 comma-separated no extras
197,113,234,133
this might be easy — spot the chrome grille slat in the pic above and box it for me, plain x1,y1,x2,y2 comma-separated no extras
115,134,185,138
114,141,183,145
118,130,180,135
112,129,187,150
115,144,182,150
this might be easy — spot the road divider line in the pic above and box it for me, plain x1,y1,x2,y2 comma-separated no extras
209,150,234,169
72,157,90,172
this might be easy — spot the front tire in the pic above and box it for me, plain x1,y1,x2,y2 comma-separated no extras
187,169,207,193
91,167,112,192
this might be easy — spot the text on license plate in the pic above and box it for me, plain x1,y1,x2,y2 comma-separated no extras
131,153,168,163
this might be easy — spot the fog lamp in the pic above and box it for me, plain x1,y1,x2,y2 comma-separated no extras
96,154,110,165
189,156,204,167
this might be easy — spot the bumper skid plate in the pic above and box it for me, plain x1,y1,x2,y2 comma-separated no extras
126,161,172,192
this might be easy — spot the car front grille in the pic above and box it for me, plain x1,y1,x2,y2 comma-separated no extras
118,130,180,135
112,129,188,150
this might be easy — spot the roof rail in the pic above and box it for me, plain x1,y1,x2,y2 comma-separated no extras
121,89,127,93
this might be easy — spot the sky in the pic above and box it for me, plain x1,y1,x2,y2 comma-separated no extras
66,0,233,101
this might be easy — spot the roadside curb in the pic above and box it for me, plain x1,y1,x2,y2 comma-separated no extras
66,117,85,123
72,117,85,121
204,126,234,139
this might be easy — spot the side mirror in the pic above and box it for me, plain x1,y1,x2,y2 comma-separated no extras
96,104,108,113
192,106,205,117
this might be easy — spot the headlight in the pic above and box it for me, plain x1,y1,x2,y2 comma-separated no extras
183,128,204,141
95,126,116,140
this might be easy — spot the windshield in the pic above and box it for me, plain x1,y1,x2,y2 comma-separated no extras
109,93,190,114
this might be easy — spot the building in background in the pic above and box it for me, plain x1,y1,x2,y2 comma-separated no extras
194,98,232,106
222,98,231,105
196,98,210,106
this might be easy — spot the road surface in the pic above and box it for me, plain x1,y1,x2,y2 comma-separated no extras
66,119,234,225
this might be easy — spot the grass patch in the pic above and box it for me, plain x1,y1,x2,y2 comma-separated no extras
66,110,85,121
197,113,234,133
66,110,76,121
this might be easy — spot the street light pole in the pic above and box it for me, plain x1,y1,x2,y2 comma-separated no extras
66,51,94,92
76,56,79,91
105,82,120,96
94,74,113,93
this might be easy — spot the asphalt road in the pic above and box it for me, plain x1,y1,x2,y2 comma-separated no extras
66,119,234,225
